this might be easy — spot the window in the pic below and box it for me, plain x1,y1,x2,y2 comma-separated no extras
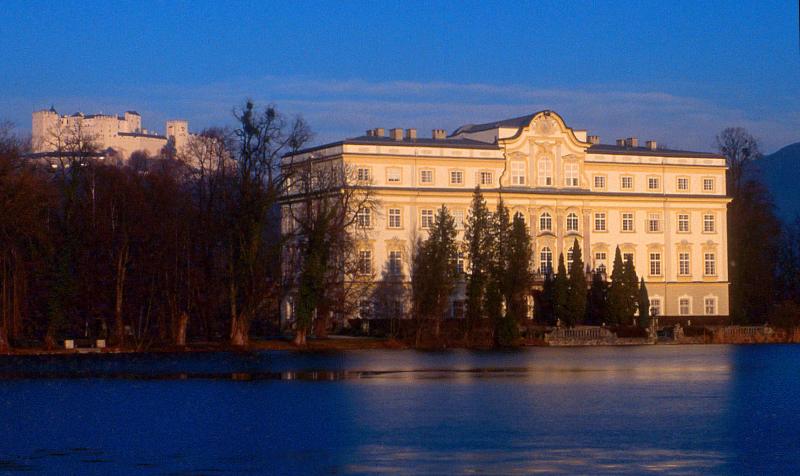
455,251,465,274
453,209,465,229
452,300,465,319
537,158,552,186
388,208,401,229
649,252,662,276
648,176,660,190
679,297,691,316
566,212,579,232
480,171,493,185
420,169,433,184
357,167,371,182
567,247,574,269
357,207,372,228
704,253,716,276
511,161,526,185
622,212,634,232
358,298,371,319
677,177,689,191
594,212,606,231
703,213,716,233
595,252,607,273
703,178,715,192
621,176,633,190
450,170,464,185
358,250,372,275
389,250,402,275
678,213,690,233
648,213,662,232
387,167,401,183
704,296,717,315
564,162,579,187
420,209,434,229
540,247,553,274
593,175,606,189
650,298,661,317
679,252,691,276
623,252,634,265
539,212,552,232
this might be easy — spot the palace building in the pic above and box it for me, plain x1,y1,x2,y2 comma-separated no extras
282,110,730,326
31,106,190,161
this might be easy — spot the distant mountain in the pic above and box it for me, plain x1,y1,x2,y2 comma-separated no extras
757,142,800,221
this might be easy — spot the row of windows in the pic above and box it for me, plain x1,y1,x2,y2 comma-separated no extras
357,167,494,186
536,248,717,278
594,174,716,193
649,296,719,316
357,165,717,193
358,207,718,234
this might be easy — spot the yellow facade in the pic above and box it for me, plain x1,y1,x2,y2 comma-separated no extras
284,111,730,324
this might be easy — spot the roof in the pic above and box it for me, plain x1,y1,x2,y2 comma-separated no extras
125,110,140,116
119,132,166,140
451,113,540,136
587,144,723,159
288,135,499,156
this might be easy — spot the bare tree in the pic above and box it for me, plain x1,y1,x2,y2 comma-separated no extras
716,127,761,197
282,160,376,345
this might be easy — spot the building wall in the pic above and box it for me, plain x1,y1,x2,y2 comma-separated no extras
282,111,731,323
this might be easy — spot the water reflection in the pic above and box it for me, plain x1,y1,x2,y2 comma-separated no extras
0,345,797,474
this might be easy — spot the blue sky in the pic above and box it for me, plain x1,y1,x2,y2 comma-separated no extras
2,0,798,152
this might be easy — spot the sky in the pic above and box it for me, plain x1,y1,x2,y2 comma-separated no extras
1,0,798,153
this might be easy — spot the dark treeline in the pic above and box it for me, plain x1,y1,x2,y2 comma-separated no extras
2,104,799,351
0,102,311,350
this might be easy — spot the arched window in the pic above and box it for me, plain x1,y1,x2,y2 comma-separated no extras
540,247,553,274
539,212,552,232
566,212,579,232
537,158,553,186
564,162,579,187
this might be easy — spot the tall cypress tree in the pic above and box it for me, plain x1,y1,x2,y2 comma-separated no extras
622,255,639,326
565,238,586,326
464,187,492,332
637,277,650,329
486,199,511,326
553,253,569,326
496,212,534,345
538,272,556,326
608,246,626,326
586,270,609,325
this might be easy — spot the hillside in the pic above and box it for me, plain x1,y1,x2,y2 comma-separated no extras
757,142,800,221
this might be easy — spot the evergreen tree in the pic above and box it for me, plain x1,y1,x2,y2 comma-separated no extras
607,246,626,326
537,272,556,326
586,270,609,325
637,277,650,329
410,205,457,340
564,238,586,326
496,212,534,345
622,255,639,325
464,187,493,332
485,199,511,326
553,253,569,326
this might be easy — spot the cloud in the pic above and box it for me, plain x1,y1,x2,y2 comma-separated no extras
6,76,798,153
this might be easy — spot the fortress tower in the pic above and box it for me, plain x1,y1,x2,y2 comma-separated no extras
165,120,189,150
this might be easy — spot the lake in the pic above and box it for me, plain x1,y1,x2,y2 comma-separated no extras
0,345,798,474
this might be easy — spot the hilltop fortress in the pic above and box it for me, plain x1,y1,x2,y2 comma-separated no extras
32,107,190,160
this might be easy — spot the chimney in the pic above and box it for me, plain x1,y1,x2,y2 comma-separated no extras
616,138,626,147
373,127,385,137
432,129,446,140
625,137,638,148
405,128,417,140
390,128,403,141
588,135,600,145
646,140,657,151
